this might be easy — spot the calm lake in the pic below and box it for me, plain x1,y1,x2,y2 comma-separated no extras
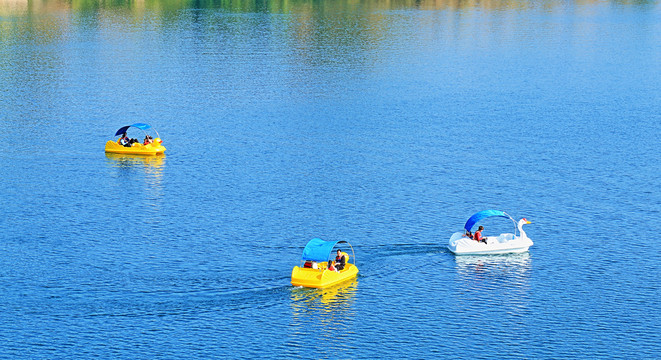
1,0,660,358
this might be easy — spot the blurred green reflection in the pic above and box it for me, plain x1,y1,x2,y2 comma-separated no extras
1,0,657,16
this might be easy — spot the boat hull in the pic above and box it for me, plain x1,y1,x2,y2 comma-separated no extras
291,263,358,288
448,232,533,255
105,140,166,155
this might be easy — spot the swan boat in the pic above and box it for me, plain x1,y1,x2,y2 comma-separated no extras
105,123,166,155
291,238,359,289
448,210,533,255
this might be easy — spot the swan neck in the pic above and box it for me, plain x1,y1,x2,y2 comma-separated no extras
518,222,527,238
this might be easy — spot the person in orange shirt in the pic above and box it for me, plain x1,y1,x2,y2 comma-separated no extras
474,226,487,244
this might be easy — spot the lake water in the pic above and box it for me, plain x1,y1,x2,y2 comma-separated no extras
1,0,660,358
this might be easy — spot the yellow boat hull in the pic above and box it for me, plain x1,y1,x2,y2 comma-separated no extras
105,140,166,155
291,263,358,289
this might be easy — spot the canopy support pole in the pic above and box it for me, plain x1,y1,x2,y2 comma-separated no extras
347,242,356,265
503,212,518,236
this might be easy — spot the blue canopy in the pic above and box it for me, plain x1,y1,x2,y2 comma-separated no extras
464,210,511,232
114,123,152,136
301,238,344,262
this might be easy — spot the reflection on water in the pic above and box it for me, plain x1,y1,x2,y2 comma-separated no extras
105,152,165,175
0,0,650,15
290,279,358,316
454,253,532,312
455,252,531,279
287,279,358,351
105,153,165,200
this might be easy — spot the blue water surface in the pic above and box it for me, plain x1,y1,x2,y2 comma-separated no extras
1,0,660,358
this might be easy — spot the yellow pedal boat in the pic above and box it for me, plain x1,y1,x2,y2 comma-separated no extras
291,238,358,289
105,123,166,156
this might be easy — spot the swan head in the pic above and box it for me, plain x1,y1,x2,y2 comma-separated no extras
517,218,531,234
517,218,532,240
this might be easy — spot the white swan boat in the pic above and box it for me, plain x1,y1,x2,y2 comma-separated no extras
448,210,533,255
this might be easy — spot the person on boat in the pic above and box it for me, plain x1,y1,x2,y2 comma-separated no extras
463,230,473,239
474,226,487,244
143,135,153,145
335,249,346,271
303,261,318,269
327,261,338,272
118,133,131,147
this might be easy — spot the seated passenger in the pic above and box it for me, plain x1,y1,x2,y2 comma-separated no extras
474,226,487,244
327,261,338,272
143,135,153,145
335,249,346,271
118,133,131,147
303,261,312,268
